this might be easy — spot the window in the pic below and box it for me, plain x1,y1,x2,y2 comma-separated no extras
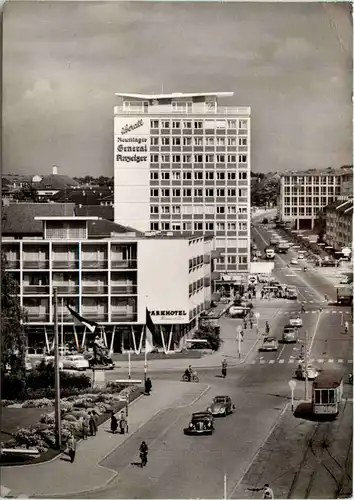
321,390,329,404
306,207,312,216
228,172,236,180
228,223,236,230
161,189,170,197
161,222,170,230
238,138,247,146
172,205,181,214
206,138,214,146
205,172,214,180
284,197,290,206
227,120,237,129
238,222,247,231
183,188,192,197
228,137,236,146
150,222,159,230
172,155,181,163
162,137,170,146
172,171,181,181
172,189,181,197
194,188,203,197
161,206,170,214
172,224,181,230
194,137,203,146
238,206,247,213
194,154,203,163
228,206,236,214
161,120,170,129
238,189,247,197
183,120,192,129
314,390,321,404
183,137,192,146
329,389,335,404
206,154,214,163
321,197,327,206
151,120,159,129
239,256,248,264
238,120,247,129
206,222,214,231
205,120,215,130
217,155,225,163
228,189,236,197
321,176,327,185
205,205,215,214
216,222,225,230
217,172,225,180
299,197,305,206
328,176,334,185
238,155,247,163
150,154,159,163
182,205,192,214
151,137,159,146
183,222,192,230
150,206,159,214
284,207,290,216
172,137,181,146
217,189,225,197
150,171,159,180
216,138,225,146
161,172,170,180
206,188,214,197
161,154,170,162
194,222,203,230
194,121,203,129
239,172,247,180
217,206,225,214
227,256,236,264
291,207,297,216
194,171,203,180
172,121,181,129
216,120,226,129
314,197,320,206
228,155,237,163
150,188,159,197
183,171,192,180
217,256,225,264
183,154,191,163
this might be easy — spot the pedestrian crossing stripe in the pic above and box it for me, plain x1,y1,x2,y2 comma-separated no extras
349,360,353,364
278,359,284,364
338,359,344,363
252,358,353,365
328,359,334,363
269,359,275,364
288,359,294,364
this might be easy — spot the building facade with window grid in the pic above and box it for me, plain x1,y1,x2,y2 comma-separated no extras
114,92,251,277
278,170,343,230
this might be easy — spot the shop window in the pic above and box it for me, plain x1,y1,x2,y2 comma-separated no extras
321,389,329,404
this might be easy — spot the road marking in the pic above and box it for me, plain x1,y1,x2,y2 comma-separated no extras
269,359,275,364
348,360,353,364
328,359,334,363
338,359,344,363
288,359,294,364
260,359,266,364
308,310,322,356
317,359,324,363
332,311,336,314
278,359,285,364
251,360,256,364
312,311,316,314
276,344,285,361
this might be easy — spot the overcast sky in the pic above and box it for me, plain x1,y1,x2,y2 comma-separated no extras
3,1,353,176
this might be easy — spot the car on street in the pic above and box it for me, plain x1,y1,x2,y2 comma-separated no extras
259,336,278,352
286,286,298,300
290,258,298,265
258,274,269,284
282,325,298,343
62,354,90,371
184,412,214,435
289,315,302,327
295,364,319,380
207,396,234,417
339,275,351,284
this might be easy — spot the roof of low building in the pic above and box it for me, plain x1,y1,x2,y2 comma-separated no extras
115,92,233,100
50,188,112,205
87,219,144,238
34,174,79,190
2,203,75,235
75,205,114,220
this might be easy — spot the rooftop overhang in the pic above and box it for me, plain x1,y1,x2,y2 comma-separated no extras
35,216,100,221
115,92,234,100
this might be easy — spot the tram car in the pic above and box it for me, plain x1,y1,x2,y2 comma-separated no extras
312,372,343,419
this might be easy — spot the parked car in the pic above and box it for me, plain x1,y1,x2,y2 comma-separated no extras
184,412,214,435
62,354,90,371
290,258,298,265
286,286,298,300
259,337,278,352
289,315,302,327
207,396,234,417
295,364,319,380
282,325,298,343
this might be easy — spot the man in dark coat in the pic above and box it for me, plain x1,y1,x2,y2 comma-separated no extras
145,377,152,395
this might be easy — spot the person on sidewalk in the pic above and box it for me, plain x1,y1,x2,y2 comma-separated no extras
66,434,77,463
110,412,118,434
82,415,89,439
145,377,152,395
119,412,128,434
221,358,227,378
247,483,274,499
139,441,148,467
88,411,97,436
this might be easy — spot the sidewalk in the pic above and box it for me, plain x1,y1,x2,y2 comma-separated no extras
1,380,210,498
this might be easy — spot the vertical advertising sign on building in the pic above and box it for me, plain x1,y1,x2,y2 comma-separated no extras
114,116,151,230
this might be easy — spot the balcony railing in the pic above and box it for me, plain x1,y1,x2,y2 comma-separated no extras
23,260,49,269
55,285,80,294
5,260,20,269
114,106,251,116
25,312,50,322
111,260,137,269
81,260,108,269
81,285,108,295
52,260,79,269
111,312,137,322
23,285,50,295
110,285,137,295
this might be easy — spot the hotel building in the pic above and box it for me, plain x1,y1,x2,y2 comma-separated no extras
114,92,251,278
2,213,218,353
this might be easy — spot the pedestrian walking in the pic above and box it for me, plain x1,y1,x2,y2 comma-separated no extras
247,483,274,499
243,318,247,329
89,411,97,436
110,412,118,434
145,377,152,395
82,415,89,439
119,412,127,434
221,358,227,378
66,434,77,463
261,289,264,299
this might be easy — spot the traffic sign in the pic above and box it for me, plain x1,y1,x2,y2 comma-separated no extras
248,274,257,285
288,380,296,390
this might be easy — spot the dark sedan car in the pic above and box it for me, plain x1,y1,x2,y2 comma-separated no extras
184,412,214,435
207,396,234,417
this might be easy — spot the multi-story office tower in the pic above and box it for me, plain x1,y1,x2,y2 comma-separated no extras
324,199,353,255
278,170,342,230
114,92,251,277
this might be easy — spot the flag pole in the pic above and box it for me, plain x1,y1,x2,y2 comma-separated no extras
144,325,147,382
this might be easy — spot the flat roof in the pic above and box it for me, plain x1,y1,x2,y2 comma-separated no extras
115,92,233,100
35,216,100,221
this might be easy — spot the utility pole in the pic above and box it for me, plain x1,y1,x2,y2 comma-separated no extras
304,330,309,401
53,288,62,449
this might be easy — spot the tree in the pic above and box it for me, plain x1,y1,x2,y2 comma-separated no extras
1,252,27,375
193,323,223,351
13,183,40,203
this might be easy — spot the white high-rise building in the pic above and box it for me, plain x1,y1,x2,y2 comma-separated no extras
114,92,251,277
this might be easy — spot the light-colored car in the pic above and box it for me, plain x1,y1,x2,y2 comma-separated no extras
259,336,278,352
290,258,298,265
339,275,350,284
207,396,234,417
295,364,319,380
289,316,303,327
282,326,298,343
62,355,89,371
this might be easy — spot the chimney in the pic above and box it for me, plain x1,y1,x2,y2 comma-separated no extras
52,165,58,175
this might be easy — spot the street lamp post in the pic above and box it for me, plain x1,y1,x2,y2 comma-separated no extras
254,312,260,334
288,379,296,412
304,330,309,401
53,288,62,450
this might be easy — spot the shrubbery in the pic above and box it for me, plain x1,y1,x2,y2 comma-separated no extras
193,324,223,351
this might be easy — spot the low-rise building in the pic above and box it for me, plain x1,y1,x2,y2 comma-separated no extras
2,214,218,353
324,199,353,258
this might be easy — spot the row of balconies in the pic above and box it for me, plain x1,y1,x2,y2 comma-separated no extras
18,284,138,295
24,312,138,323
5,259,138,270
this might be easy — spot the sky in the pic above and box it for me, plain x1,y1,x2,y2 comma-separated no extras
2,1,353,176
